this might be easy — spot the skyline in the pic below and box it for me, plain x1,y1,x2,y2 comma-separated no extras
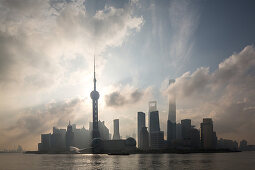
1,0,255,150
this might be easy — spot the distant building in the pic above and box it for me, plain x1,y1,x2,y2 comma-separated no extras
176,123,182,140
239,140,255,151
137,112,145,149
89,120,110,141
167,120,176,145
148,101,163,149
66,121,74,151
99,121,110,140
150,131,165,150
51,127,66,152
73,125,90,149
148,101,157,113
167,79,176,144
140,127,149,151
39,133,51,152
181,119,191,146
200,118,217,150
149,111,160,133
190,128,200,149
217,138,238,151
213,131,217,149
239,140,248,150
91,138,136,154
113,119,120,140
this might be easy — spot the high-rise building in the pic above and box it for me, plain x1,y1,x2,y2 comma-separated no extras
167,79,176,144
140,127,149,151
150,131,165,149
137,112,145,148
190,128,200,149
167,120,176,143
148,101,164,149
66,121,74,150
149,111,160,133
181,119,191,140
176,123,182,140
90,56,100,139
149,102,159,133
113,119,120,140
200,118,216,150
181,119,192,146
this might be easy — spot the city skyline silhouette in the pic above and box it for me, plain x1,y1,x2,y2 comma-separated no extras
1,0,255,169
0,0,255,154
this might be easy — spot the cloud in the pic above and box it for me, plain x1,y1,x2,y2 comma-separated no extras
0,98,89,149
0,0,143,110
163,45,255,143
105,89,144,107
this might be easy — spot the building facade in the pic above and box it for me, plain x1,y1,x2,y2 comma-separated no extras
137,112,145,149
113,119,120,140
201,118,217,150
167,79,176,144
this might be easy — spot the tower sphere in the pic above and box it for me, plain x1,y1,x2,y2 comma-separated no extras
90,90,100,100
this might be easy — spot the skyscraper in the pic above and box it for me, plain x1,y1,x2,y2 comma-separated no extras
167,79,176,144
148,101,160,133
137,112,145,148
113,119,120,140
149,111,160,133
90,56,100,139
148,101,164,149
168,79,176,122
181,119,192,147
140,127,149,151
201,118,217,150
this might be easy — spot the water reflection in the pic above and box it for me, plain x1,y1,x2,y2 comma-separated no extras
0,152,254,170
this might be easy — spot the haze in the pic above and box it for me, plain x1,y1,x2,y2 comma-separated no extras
0,0,255,150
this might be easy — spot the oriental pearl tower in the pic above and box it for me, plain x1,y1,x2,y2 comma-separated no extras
90,56,100,139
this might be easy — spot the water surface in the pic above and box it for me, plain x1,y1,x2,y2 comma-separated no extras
0,152,254,170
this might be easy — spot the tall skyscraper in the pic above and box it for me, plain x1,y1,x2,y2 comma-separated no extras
167,79,176,144
200,118,216,150
181,119,192,147
181,119,191,140
137,112,145,148
176,123,182,140
140,127,149,151
148,101,160,133
148,101,164,149
168,79,176,122
90,56,100,139
113,119,120,140
149,111,160,133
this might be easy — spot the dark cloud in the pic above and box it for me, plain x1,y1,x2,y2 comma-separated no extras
105,89,144,107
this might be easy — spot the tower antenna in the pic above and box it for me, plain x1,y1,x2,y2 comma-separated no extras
93,54,96,91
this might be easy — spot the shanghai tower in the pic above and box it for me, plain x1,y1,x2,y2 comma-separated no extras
90,56,100,139
167,79,176,144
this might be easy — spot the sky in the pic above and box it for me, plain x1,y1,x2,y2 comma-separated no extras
0,0,255,150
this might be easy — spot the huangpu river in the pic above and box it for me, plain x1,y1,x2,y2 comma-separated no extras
0,152,254,170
